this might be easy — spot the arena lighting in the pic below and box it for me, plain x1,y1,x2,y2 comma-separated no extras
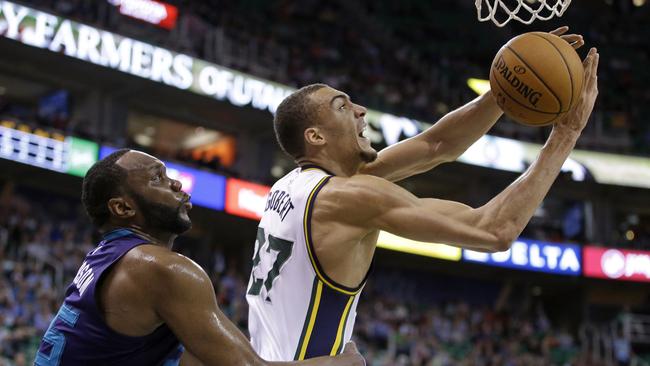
583,246,650,283
376,232,462,261
467,78,491,96
108,0,179,30
463,239,582,275
0,124,98,177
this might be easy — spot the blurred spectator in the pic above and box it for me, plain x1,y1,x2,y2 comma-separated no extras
613,328,632,366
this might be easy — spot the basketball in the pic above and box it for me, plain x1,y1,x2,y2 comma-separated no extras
489,32,584,126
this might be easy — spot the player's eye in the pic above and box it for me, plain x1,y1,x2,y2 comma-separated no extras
339,104,346,110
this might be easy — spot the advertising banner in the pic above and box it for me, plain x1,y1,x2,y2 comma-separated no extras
463,238,582,276
108,0,179,30
67,137,99,177
225,178,270,220
0,1,292,113
583,246,650,283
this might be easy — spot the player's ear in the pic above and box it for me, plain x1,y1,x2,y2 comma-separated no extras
304,127,326,147
107,197,136,220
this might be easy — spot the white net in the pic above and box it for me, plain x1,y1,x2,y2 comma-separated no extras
476,0,572,27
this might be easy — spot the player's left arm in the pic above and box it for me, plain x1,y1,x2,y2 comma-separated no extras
360,26,584,183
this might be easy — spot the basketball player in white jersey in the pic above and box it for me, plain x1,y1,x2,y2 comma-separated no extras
247,30,598,361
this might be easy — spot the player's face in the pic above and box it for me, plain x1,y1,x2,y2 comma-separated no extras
310,87,377,164
117,151,192,234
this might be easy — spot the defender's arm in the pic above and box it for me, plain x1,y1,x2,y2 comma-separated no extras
148,251,364,366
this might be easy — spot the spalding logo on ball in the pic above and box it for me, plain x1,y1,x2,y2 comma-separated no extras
494,56,543,108
489,32,584,126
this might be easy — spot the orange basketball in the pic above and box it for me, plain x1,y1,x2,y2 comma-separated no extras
489,32,584,126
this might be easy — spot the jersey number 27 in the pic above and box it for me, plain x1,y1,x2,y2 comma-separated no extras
247,227,293,302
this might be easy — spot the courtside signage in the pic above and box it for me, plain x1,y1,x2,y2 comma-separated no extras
0,1,292,114
108,0,179,30
583,246,650,283
0,125,98,177
225,178,270,220
377,231,462,261
463,239,582,276
99,146,226,210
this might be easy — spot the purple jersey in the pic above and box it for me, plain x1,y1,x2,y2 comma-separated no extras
35,229,182,366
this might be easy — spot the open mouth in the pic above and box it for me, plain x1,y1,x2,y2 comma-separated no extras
358,126,367,138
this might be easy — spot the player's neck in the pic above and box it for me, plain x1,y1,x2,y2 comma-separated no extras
297,156,359,177
104,225,177,249
135,227,177,249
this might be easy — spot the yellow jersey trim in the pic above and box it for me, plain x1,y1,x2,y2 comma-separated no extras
297,280,323,360
329,295,355,355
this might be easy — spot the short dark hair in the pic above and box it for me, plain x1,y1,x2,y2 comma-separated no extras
81,149,131,227
274,83,327,159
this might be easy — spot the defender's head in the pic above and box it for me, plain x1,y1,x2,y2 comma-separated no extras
81,149,192,234
274,84,377,169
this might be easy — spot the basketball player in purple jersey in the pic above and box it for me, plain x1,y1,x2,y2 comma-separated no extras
35,149,365,366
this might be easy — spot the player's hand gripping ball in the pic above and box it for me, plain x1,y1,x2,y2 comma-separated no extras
490,31,584,126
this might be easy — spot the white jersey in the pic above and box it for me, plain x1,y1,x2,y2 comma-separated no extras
246,165,366,361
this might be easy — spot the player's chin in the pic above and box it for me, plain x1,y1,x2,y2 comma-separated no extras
177,216,193,234
176,208,193,233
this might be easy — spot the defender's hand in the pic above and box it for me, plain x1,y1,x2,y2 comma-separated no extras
554,47,600,135
550,25,585,50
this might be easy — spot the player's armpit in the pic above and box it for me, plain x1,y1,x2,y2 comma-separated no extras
319,175,511,252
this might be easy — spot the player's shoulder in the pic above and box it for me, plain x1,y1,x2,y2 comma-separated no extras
316,174,397,219
121,245,205,289
325,173,394,197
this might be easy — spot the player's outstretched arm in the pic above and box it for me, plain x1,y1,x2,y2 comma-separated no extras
329,48,598,252
149,251,364,366
360,26,584,183
359,91,502,183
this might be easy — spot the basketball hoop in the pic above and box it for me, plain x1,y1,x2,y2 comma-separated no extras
476,0,572,27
